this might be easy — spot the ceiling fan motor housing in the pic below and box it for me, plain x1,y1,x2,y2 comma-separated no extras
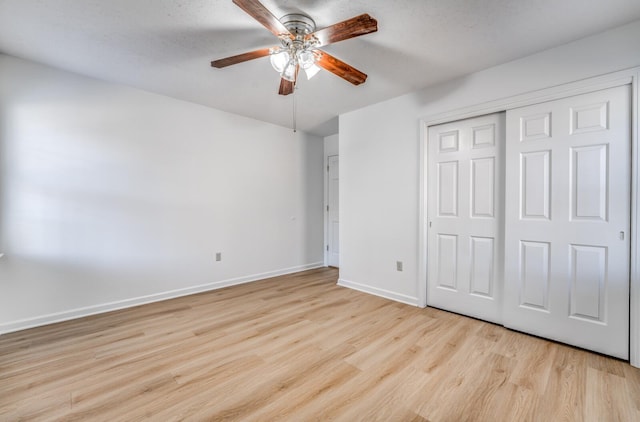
281,13,316,37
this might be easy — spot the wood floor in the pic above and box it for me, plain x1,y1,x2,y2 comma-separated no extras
1,267,639,421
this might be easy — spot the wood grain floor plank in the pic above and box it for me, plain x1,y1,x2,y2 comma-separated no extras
1,267,639,421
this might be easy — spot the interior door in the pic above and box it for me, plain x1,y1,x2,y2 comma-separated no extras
328,155,339,267
503,85,631,359
427,113,505,324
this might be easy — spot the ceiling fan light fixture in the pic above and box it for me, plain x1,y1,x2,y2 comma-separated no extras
304,63,321,80
281,59,297,82
269,49,290,73
297,50,315,69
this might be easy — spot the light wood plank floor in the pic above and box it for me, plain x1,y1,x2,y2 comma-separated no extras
1,267,639,421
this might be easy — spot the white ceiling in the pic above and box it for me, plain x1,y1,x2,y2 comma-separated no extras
2,1,640,136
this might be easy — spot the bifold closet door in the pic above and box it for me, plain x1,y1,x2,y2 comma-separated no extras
427,113,505,324
503,85,631,359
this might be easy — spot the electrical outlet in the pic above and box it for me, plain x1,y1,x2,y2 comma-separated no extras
215,252,222,262
396,261,403,271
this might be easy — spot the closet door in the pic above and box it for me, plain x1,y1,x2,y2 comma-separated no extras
427,113,505,324
503,85,631,359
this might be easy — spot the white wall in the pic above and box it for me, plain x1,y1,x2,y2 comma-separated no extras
0,55,324,333
324,134,338,157
339,19,640,305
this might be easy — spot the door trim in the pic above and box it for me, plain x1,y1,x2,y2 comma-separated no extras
324,154,339,267
419,66,640,367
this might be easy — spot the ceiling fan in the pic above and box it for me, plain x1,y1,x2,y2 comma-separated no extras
211,0,378,96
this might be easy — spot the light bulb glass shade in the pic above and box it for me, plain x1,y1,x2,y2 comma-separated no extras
304,64,321,80
270,50,289,73
281,59,297,82
297,50,315,69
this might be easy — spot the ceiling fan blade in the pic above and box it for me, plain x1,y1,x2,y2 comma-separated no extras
279,78,294,96
278,65,299,95
307,14,377,47
211,47,272,68
233,0,291,38
315,51,367,85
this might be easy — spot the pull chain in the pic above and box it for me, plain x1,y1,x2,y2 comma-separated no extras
292,82,297,133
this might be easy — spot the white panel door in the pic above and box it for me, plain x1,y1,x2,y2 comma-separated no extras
427,113,505,323
328,155,339,267
504,85,631,359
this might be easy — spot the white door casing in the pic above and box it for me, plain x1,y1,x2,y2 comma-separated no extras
328,155,339,267
427,113,505,324
503,86,631,359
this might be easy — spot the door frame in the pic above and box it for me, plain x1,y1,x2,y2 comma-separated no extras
418,67,640,367
324,154,339,267
323,154,340,268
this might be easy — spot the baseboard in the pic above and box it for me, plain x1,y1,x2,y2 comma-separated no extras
0,262,324,335
337,278,420,307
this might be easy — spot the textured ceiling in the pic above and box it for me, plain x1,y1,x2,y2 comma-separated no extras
2,0,640,136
